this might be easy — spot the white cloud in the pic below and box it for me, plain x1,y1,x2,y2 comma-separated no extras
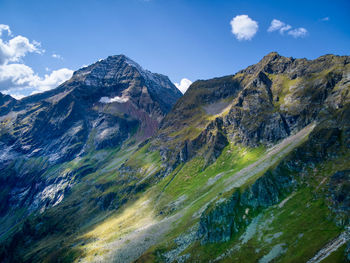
321,17,330,21
0,35,42,65
280,24,292,34
268,19,291,34
288,28,308,38
52,53,63,60
175,78,192,94
0,24,11,36
99,96,129,103
0,63,73,95
268,19,284,32
230,15,258,41
0,24,73,98
31,68,73,93
268,19,308,38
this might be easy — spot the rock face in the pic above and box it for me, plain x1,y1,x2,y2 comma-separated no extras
0,55,182,217
197,171,295,244
198,99,350,245
194,54,350,245
156,52,350,168
0,55,181,164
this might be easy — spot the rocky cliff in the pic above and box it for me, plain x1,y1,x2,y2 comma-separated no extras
155,52,350,169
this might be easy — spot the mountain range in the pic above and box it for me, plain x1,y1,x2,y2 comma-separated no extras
0,52,349,263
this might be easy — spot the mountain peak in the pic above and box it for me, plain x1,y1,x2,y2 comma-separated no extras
0,54,182,164
263,51,281,60
72,54,169,88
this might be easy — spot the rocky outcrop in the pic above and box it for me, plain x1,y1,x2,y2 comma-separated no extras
197,171,296,244
197,191,243,244
240,170,295,208
175,117,228,167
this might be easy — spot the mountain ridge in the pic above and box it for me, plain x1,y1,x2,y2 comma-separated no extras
0,52,349,263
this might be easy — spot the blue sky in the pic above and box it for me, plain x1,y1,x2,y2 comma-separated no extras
0,0,349,97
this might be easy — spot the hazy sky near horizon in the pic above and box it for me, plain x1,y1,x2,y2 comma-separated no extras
0,0,349,97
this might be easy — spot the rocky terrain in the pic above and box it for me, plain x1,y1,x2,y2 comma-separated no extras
0,55,181,242
0,52,349,263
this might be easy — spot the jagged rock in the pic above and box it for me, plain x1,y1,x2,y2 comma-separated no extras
156,52,350,169
197,168,296,244
197,191,243,244
240,170,295,208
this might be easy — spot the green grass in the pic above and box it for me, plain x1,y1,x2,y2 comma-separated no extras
155,144,265,213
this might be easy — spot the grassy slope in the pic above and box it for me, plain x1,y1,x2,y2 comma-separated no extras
71,123,345,263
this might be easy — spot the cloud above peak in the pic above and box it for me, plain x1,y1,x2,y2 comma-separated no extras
230,15,258,41
268,19,308,38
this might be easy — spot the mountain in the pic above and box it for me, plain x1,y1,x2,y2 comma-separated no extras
0,55,181,243
0,55,182,165
156,52,349,168
1,52,350,263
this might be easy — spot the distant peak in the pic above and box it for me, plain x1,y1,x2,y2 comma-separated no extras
266,51,280,57
93,54,143,71
73,54,139,78
261,51,281,62
106,54,130,60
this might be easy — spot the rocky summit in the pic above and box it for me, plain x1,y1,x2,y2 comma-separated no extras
1,52,350,263
0,55,181,165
